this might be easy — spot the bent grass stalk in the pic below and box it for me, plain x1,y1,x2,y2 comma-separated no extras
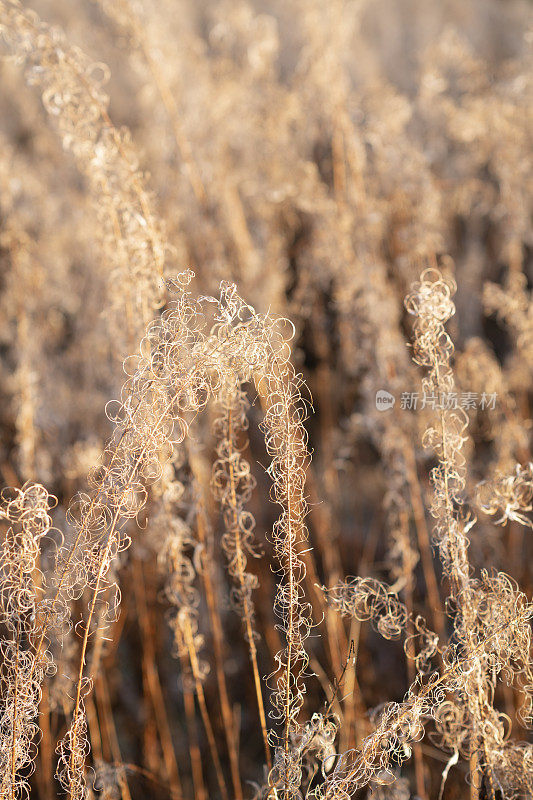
226,407,271,769
188,451,244,800
212,386,272,770
64,352,224,794
320,617,521,800
48,280,311,796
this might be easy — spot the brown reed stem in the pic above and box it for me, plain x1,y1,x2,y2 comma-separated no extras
37,686,54,800
97,672,133,800
133,557,183,800
175,626,206,800
189,451,244,800
225,407,272,769
401,512,427,800
182,614,229,800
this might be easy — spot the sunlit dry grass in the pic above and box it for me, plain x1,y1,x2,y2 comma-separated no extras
0,1,531,799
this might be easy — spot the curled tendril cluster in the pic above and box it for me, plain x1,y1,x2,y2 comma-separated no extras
315,620,518,800
405,269,470,588
450,571,533,728
202,282,315,798
475,462,533,528
195,280,315,797
54,272,206,616
54,272,228,795
405,269,457,342
405,269,533,799
267,713,339,800
431,698,469,753
296,714,338,772
322,578,438,674
486,741,533,799
312,690,429,800
314,614,532,800
55,703,90,799
259,345,313,798
323,577,408,640
0,483,56,800
211,379,260,643
0,0,166,348
157,461,208,686
46,273,313,796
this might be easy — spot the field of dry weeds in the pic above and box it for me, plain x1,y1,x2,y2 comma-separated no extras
0,1,532,798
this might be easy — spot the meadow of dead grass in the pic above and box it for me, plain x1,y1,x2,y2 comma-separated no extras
0,1,531,798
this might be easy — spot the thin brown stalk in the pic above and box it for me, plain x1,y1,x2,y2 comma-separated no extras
132,557,183,799
182,614,229,800
189,451,244,800
401,510,427,800
96,673,133,800
224,407,271,769
37,687,54,800
85,694,104,765
175,627,206,800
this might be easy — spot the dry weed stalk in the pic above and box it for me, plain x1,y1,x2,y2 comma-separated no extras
2,271,312,798
406,269,533,798
0,0,166,348
0,484,55,800
211,380,272,768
